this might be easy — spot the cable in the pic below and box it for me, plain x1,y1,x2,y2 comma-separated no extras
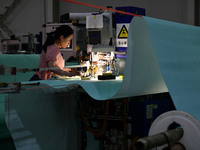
123,98,128,150
60,0,142,17
81,99,109,137
128,137,139,150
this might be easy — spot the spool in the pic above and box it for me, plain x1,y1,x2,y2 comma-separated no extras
148,110,200,150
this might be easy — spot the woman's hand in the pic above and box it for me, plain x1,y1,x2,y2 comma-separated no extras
62,68,72,72
48,61,80,77
63,70,81,77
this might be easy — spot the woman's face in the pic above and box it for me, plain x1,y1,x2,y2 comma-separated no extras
60,34,73,49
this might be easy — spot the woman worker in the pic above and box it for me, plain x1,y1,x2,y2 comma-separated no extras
30,25,80,81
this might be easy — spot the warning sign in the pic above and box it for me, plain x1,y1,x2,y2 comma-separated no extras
118,25,128,38
116,23,130,47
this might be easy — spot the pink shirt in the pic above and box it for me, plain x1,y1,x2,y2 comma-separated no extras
36,44,64,80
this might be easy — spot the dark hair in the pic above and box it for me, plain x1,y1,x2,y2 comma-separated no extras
42,25,73,52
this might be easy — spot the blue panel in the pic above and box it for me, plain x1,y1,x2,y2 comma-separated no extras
115,6,145,58
129,98,171,137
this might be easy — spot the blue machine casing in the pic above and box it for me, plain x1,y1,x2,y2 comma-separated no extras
115,6,146,23
129,97,172,137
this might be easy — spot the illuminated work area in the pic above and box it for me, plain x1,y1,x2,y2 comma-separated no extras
0,0,200,150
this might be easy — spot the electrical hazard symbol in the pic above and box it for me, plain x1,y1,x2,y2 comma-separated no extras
118,25,128,39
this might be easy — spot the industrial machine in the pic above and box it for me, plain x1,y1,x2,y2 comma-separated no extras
86,45,117,77
78,92,126,150
0,33,41,54
78,90,200,150
1,39,22,54
3,5,199,150
78,92,175,150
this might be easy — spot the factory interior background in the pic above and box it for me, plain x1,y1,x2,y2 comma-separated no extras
0,0,200,150
0,0,197,42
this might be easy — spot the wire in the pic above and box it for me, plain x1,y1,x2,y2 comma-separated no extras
81,99,109,137
60,0,142,17
123,98,128,150
128,137,139,150
124,98,140,150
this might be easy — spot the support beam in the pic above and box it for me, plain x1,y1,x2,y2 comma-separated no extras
0,0,21,37
44,0,59,23
187,0,195,25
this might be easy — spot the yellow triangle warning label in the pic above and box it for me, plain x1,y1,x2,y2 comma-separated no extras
118,25,128,38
